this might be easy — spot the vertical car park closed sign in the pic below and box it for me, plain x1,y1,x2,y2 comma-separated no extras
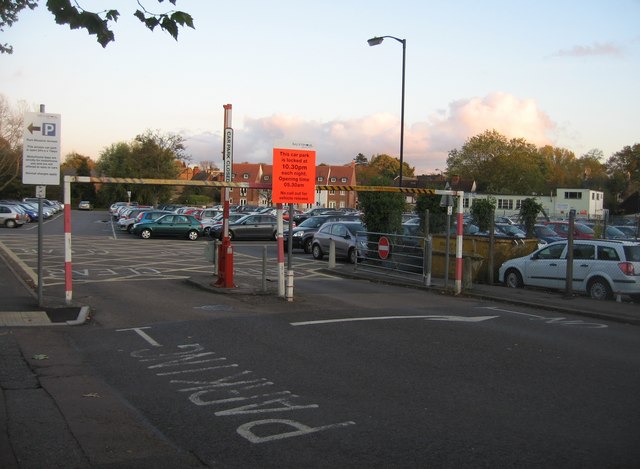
272,142,316,204
22,112,61,185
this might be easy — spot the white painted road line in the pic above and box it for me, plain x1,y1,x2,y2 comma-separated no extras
290,315,498,326
479,306,608,328
117,326,163,346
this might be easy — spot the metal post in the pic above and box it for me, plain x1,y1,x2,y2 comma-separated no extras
454,192,464,295
399,39,405,187
565,209,575,297
444,211,450,288
36,104,45,306
63,176,72,304
488,209,495,284
424,235,432,287
262,245,267,293
277,204,285,297
329,239,336,268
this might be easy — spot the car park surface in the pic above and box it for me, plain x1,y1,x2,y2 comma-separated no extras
499,239,640,300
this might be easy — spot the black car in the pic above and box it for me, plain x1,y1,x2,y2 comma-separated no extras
284,214,360,253
210,214,278,241
293,208,344,225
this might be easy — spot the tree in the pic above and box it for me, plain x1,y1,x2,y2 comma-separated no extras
61,152,96,204
414,193,447,234
538,145,579,191
606,144,640,191
367,154,415,183
358,191,405,236
0,95,29,193
1,0,194,54
470,197,496,232
354,153,368,166
96,130,186,206
518,198,543,237
0,0,38,53
447,129,547,194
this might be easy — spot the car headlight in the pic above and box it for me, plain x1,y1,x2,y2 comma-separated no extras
293,231,304,237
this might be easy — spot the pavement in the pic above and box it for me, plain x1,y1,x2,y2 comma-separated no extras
1,244,639,467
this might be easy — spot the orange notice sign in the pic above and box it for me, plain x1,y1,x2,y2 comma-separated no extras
272,147,316,204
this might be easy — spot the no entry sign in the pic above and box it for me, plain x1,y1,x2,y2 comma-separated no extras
378,236,390,259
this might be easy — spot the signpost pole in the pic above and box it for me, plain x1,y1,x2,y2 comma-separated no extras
37,103,45,305
23,104,62,306
272,142,316,301
213,104,235,288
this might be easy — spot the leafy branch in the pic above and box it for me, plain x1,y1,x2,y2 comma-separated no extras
1,1,195,52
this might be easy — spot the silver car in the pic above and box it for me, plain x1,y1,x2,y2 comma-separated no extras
499,239,640,300
0,204,27,228
311,221,366,264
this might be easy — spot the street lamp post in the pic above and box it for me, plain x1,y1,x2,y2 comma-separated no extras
368,35,406,187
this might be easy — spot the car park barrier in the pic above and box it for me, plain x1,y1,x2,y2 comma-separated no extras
61,176,465,302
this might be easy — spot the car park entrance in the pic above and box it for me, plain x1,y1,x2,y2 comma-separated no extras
62,175,466,303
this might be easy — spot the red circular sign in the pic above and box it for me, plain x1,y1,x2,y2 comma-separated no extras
378,236,390,260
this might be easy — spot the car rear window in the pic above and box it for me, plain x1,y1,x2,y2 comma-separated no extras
597,246,620,261
623,245,640,262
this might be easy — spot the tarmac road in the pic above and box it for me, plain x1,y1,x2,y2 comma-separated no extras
1,215,639,468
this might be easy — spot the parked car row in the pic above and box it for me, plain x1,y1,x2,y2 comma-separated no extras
0,198,62,227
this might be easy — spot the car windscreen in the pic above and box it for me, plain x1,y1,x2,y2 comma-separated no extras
299,217,326,228
346,224,365,236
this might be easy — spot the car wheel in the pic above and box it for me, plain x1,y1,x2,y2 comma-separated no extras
187,230,199,241
303,238,313,254
203,227,210,235
312,243,324,260
588,277,612,300
504,269,523,288
5,219,16,228
126,224,133,233
140,229,152,239
348,247,357,264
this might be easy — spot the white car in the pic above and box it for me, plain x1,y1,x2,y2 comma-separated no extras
499,239,640,300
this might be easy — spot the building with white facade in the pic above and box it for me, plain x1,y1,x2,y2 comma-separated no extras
466,188,605,220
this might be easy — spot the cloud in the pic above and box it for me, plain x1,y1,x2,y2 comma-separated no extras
552,42,623,57
183,92,556,175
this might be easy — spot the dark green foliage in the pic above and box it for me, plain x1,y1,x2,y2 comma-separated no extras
96,131,184,206
414,194,447,234
470,197,496,232
0,0,37,53
519,198,543,237
358,191,405,235
2,1,194,52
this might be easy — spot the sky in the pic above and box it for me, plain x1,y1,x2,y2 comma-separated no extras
2,1,639,175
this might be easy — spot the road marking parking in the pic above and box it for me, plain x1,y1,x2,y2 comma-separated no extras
291,315,498,326
119,328,355,444
479,306,608,328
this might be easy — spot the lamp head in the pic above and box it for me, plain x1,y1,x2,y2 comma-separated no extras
367,37,384,46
